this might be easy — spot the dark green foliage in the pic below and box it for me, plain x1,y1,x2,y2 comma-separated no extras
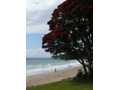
74,70,93,82
42,0,93,78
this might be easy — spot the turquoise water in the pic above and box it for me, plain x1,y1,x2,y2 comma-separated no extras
26,58,80,76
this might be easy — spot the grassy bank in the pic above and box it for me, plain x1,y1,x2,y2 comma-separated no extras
27,80,93,90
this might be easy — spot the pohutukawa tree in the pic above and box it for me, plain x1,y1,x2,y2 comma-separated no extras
42,0,93,76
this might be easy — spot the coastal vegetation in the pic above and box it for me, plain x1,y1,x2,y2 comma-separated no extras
27,80,93,90
42,0,93,80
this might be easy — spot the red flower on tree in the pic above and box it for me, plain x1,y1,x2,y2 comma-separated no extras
42,0,93,77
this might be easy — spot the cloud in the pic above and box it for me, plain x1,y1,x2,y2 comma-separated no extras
26,24,50,34
26,0,66,11
27,48,51,58
26,9,52,25
27,0,54,11
26,0,66,34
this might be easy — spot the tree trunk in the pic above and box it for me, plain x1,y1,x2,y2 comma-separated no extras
77,59,88,75
88,62,93,76
81,60,88,75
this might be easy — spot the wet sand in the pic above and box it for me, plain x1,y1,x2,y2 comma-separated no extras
26,66,81,87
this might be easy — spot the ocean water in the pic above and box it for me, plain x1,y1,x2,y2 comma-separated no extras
26,58,81,76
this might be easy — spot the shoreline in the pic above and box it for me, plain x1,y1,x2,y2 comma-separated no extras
26,66,81,87
27,61,81,76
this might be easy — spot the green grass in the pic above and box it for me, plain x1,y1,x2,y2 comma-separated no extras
27,80,93,90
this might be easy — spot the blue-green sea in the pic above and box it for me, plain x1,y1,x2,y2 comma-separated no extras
26,58,80,76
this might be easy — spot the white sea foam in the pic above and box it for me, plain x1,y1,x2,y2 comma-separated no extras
26,60,81,76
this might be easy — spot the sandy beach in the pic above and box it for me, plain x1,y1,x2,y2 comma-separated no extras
26,66,81,87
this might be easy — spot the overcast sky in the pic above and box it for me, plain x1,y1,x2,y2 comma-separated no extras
26,0,65,58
